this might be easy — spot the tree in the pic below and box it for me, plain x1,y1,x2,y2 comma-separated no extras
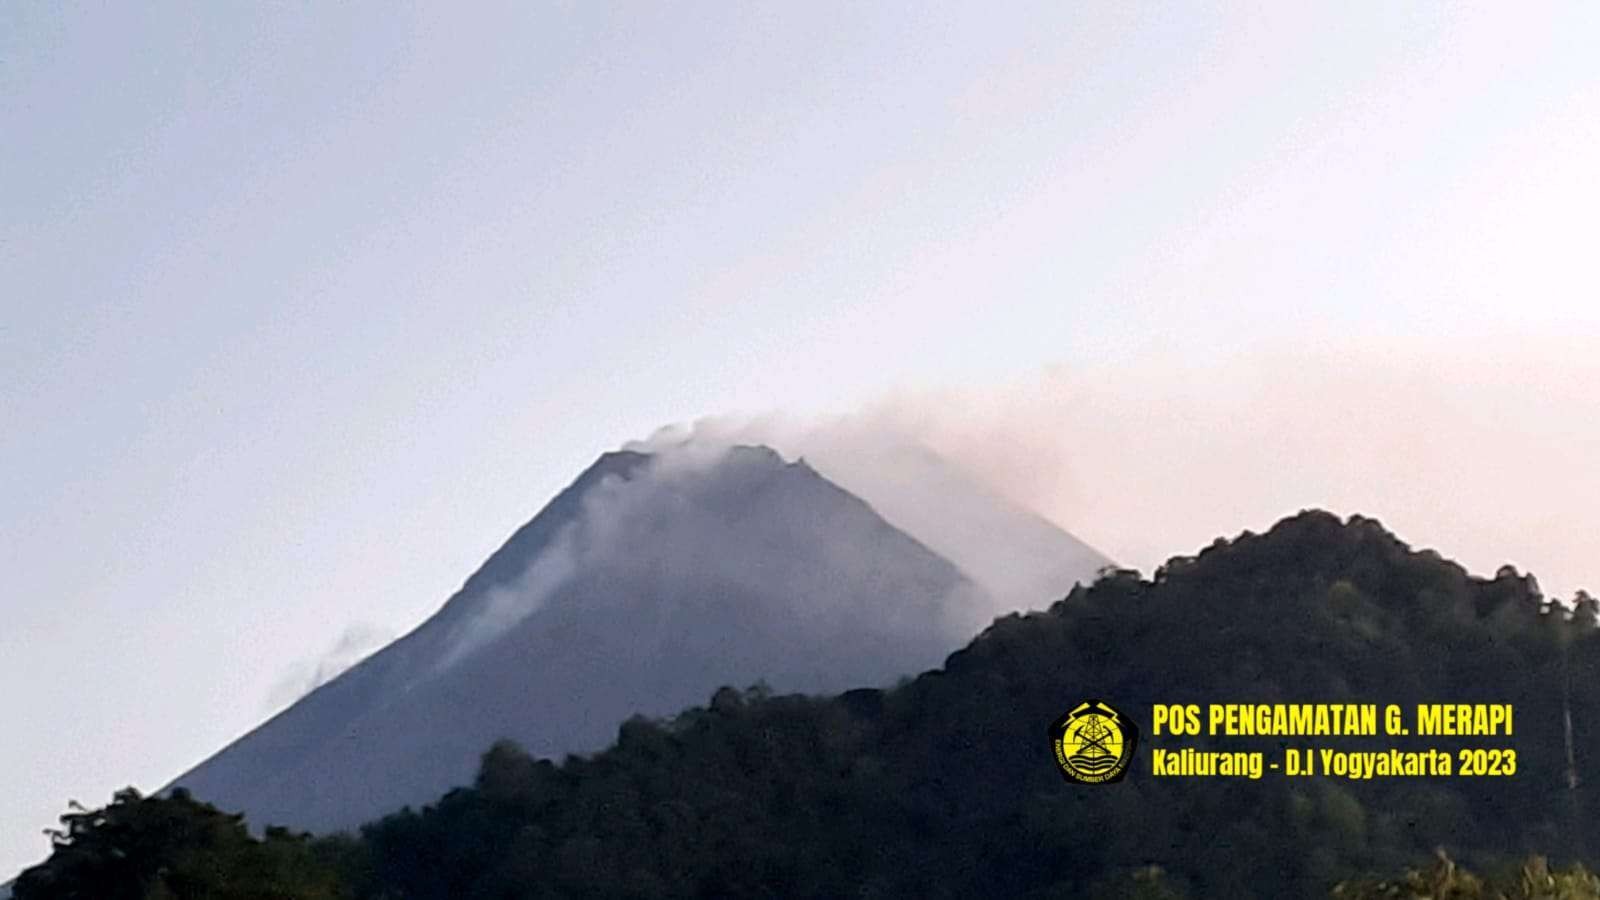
13,788,348,900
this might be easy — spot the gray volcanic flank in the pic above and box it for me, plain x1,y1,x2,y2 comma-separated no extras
167,443,1111,834
168,446,1003,832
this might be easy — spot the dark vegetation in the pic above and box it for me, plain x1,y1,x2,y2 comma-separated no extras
16,511,1600,898
11,788,345,899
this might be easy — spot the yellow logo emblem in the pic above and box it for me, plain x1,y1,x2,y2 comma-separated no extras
1050,700,1137,784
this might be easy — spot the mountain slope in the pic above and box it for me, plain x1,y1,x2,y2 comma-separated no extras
629,423,1114,619
792,438,1111,617
167,445,985,833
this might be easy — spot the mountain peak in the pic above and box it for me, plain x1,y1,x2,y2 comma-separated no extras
165,440,994,834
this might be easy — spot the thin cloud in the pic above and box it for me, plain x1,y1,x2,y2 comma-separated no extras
865,339,1600,600
265,623,394,712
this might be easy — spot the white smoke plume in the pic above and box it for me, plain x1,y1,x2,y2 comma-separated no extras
627,415,1113,616
631,337,1598,601
433,521,583,674
810,340,1598,600
428,467,664,673
266,622,395,711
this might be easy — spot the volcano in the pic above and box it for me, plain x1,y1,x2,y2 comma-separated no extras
167,443,1108,833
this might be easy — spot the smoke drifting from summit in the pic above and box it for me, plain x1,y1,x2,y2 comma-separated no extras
428,442,1001,684
684,340,1598,601
628,417,1111,616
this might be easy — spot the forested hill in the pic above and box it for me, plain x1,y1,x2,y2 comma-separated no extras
17,511,1600,899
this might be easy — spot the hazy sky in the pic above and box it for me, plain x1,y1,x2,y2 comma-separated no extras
4,2,1599,879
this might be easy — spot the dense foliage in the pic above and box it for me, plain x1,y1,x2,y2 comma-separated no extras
12,788,347,899
16,511,1600,897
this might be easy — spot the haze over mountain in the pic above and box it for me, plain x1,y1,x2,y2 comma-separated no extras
165,442,1107,834
630,419,1113,616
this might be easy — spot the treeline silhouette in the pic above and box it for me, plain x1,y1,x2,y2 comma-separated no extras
16,511,1600,898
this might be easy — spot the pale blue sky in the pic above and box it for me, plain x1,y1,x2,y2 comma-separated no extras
4,2,1599,878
